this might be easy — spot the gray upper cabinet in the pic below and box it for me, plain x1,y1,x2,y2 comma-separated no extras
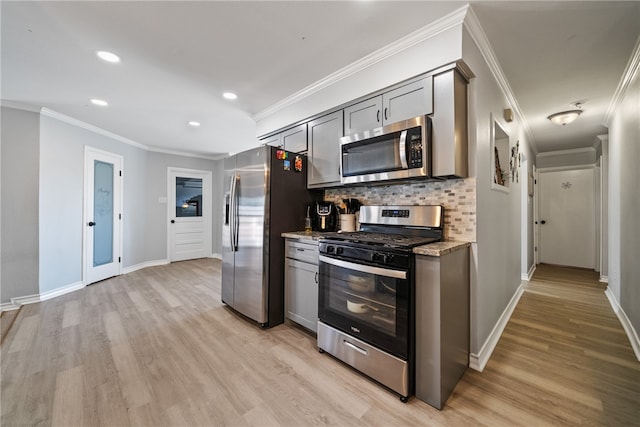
344,77,433,135
260,123,308,153
262,133,281,148
307,110,344,188
282,123,307,153
344,97,383,136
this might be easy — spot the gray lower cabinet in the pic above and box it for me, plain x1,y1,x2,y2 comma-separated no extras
307,111,343,188
284,239,319,332
414,247,469,409
344,76,433,135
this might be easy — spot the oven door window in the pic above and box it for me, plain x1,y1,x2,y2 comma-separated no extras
318,256,409,358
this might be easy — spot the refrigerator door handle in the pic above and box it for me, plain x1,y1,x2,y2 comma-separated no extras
231,174,239,251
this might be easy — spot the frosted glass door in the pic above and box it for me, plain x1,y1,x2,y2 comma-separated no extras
93,160,114,266
84,147,122,285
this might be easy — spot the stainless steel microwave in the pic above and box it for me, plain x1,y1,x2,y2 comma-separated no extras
340,115,431,185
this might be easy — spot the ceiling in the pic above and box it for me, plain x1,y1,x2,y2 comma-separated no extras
2,1,639,158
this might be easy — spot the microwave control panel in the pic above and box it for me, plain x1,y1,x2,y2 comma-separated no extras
407,127,423,168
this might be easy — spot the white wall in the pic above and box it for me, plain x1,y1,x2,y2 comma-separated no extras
608,64,640,338
462,27,527,358
0,107,222,303
39,115,149,293
1,107,40,304
145,151,219,261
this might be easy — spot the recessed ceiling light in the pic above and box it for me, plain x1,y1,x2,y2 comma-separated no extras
188,121,201,127
96,50,121,63
90,98,109,107
223,92,237,100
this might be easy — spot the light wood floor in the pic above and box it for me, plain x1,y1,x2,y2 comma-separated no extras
1,260,638,426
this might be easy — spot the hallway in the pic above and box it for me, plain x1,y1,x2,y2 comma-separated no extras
456,263,640,424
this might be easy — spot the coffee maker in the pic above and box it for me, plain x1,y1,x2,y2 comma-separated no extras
311,201,338,232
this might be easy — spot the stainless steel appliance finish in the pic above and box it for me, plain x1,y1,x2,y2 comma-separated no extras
358,205,442,229
317,205,444,402
222,146,318,327
340,115,431,185
317,322,410,397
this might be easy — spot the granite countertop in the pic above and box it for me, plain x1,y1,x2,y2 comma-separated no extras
412,240,470,257
281,231,326,241
282,231,470,256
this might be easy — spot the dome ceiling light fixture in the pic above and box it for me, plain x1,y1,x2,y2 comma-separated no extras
547,101,585,126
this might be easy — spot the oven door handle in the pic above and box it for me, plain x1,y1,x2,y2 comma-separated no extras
319,255,407,279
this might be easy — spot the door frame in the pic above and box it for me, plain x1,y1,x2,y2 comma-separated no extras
166,167,213,262
536,164,598,268
83,146,123,285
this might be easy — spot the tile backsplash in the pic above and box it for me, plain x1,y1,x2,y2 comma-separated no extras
325,178,476,242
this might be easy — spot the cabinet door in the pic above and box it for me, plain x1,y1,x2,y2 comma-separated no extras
285,258,319,332
382,76,433,124
307,110,343,188
261,133,281,148
282,123,307,153
343,96,382,135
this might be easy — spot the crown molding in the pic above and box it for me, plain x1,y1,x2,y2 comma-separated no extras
38,108,222,160
536,147,595,158
604,34,640,126
253,5,470,122
463,6,538,156
40,108,148,150
0,100,42,113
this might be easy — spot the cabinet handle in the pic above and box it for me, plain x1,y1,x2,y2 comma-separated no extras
376,110,380,123
315,272,318,284
384,107,388,121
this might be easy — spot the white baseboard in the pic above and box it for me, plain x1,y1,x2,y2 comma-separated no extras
605,288,640,361
122,259,169,274
0,302,21,312
2,259,173,313
600,275,609,283
1,281,85,313
211,253,222,260
521,264,536,281
470,284,525,372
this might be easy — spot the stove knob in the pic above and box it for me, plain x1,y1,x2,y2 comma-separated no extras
326,246,335,254
336,247,344,255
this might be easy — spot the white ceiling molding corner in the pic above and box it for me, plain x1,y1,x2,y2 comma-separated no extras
41,108,223,160
41,108,149,151
603,34,640,127
536,147,596,158
464,6,538,156
0,100,42,113
147,146,226,162
253,5,470,123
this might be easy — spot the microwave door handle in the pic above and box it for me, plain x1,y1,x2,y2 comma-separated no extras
399,130,409,169
319,255,407,279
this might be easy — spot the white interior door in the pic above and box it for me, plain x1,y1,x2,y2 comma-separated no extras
84,147,122,284
168,167,212,262
538,168,595,269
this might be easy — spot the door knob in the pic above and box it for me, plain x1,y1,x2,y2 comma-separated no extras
88,221,96,227
171,219,175,224
540,220,546,224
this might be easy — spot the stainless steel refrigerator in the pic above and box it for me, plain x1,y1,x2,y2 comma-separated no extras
222,145,319,327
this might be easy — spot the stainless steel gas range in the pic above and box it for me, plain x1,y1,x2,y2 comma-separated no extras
317,205,443,402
